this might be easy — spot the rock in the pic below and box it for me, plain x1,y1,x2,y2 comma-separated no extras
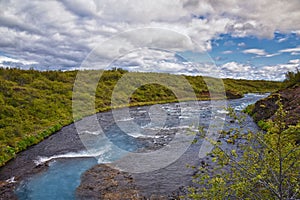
0,181,18,200
251,86,300,125
225,91,243,99
76,164,145,200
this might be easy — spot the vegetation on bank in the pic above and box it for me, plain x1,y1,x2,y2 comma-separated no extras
0,68,282,166
188,101,300,199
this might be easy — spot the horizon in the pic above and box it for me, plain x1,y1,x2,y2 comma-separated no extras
0,66,284,82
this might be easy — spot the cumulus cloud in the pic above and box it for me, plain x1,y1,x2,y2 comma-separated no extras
219,62,256,79
259,63,299,80
219,61,299,81
100,47,219,77
221,62,251,73
0,0,299,79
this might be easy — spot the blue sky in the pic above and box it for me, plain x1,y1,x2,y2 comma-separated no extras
211,33,300,66
0,0,299,80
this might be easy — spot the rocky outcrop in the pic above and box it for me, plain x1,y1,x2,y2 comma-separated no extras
225,90,243,99
76,164,143,200
251,85,300,125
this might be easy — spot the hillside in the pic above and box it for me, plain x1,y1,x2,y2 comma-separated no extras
0,68,282,166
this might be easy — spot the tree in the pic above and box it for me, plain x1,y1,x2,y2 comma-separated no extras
284,68,300,87
188,100,300,200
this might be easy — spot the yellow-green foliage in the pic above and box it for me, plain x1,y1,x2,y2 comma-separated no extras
188,102,300,199
0,68,282,166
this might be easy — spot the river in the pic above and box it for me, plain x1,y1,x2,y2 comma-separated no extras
0,93,268,199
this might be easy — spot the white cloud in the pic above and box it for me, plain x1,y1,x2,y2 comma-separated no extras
0,56,38,66
221,62,251,72
242,49,279,58
291,52,300,55
263,53,280,58
242,49,267,56
260,63,299,80
218,62,260,80
279,46,300,53
278,37,288,43
218,61,299,81
288,59,300,64
237,42,246,47
207,0,300,38
242,48,280,57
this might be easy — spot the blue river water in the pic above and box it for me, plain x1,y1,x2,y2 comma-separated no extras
15,93,268,200
16,159,97,200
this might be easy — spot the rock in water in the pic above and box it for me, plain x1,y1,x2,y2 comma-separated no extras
76,164,144,200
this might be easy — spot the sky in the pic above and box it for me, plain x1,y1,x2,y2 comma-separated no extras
0,0,300,80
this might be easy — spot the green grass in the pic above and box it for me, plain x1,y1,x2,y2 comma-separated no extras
0,68,282,166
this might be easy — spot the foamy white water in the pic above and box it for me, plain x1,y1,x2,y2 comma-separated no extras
34,146,111,166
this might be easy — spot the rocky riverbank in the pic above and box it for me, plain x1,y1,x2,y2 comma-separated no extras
250,85,300,125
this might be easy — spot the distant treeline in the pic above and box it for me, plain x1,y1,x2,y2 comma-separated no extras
0,68,282,166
